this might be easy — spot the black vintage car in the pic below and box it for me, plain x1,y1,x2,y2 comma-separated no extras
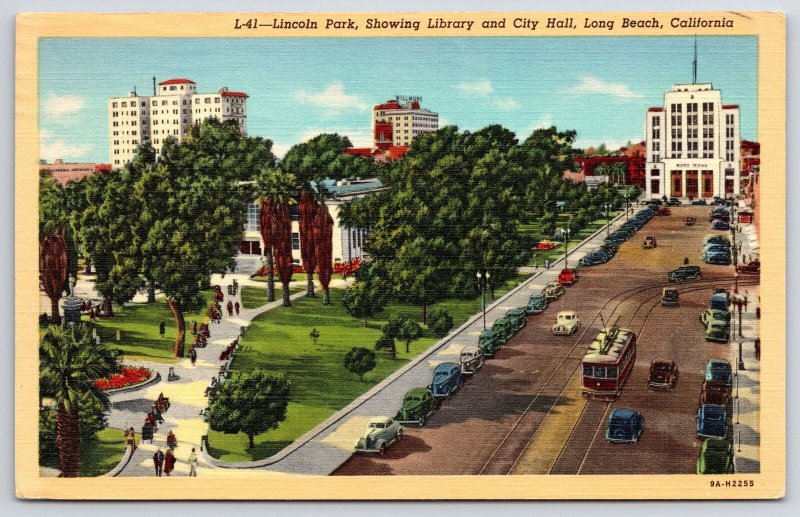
668,265,701,282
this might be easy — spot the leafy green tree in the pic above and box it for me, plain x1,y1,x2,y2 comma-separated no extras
397,318,424,354
39,324,118,477
374,334,397,359
427,308,454,338
341,281,387,327
343,347,377,381
207,370,290,449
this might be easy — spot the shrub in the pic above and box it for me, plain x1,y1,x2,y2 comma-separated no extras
428,309,454,338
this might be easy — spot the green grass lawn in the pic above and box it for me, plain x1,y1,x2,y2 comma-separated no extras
525,211,622,265
41,428,127,477
89,290,216,362
207,274,529,462
239,285,305,310
250,272,319,283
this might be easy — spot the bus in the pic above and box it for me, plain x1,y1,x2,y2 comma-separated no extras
581,326,637,399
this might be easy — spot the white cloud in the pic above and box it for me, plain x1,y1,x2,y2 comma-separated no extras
292,82,368,115
493,97,520,111
40,132,91,161
567,76,642,99
43,94,86,118
455,79,494,95
530,114,554,131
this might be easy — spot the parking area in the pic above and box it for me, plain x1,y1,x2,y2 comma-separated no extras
334,206,758,476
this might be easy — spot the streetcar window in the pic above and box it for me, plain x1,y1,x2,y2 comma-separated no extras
607,367,619,379
595,367,606,378
583,365,593,377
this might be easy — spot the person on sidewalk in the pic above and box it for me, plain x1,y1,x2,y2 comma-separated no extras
163,449,176,476
153,449,164,477
189,347,197,366
234,301,240,316
754,337,761,361
167,430,177,450
227,300,234,317
188,448,198,477
159,321,166,338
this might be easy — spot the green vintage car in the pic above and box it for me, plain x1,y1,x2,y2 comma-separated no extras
705,320,731,343
505,308,527,331
526,292,548,314
700,308,731,327
491,317,514,344
478,329,502,357
697,438,734,474
395,388,437,427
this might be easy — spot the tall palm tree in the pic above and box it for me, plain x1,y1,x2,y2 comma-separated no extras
39,324,118,477
254,168,298,307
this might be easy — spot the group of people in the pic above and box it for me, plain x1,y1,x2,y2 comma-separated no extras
226,300,240,317
152,447,198,477
190,320,211,348
219,338,239,362
208,303,223,324
227,279,239,296
143,393,171,433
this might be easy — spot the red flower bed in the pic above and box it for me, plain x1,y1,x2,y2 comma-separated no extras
95,366,152,391
334,258,362,275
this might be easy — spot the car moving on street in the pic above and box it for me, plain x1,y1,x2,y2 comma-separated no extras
648,360,678,389
642,236,657,249
661,288,679,306
552,311,580,335
354,417,403,454
605,408,644,443
669,265,701,282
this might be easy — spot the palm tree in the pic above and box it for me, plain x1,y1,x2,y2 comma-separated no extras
609,162,626,185
39,324,118,477
254,168,299,307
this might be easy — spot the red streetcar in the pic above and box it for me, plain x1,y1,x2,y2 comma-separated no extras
581,326,637,399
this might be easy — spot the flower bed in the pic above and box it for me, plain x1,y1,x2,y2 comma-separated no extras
95,366,152,391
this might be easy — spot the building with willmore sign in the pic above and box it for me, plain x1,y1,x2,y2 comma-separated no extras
644,82,741,200
371,96,439,148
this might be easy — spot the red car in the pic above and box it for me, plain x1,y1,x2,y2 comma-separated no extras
736,261,760,274
557,268,578,285
657,207,671,216
648,360,678,389
701,381,731,406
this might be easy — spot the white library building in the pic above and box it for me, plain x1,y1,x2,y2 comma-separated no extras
644,82,741,200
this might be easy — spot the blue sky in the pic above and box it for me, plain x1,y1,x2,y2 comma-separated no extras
38,36,757,162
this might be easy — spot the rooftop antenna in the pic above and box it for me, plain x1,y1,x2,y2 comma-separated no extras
153,76,157,96
692,34,698,84
133,85,137,95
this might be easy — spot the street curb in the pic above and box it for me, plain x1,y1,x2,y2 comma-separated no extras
103,444,135,477
203,206,644,470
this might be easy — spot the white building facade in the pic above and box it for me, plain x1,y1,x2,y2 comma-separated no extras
372,97,439,147
108,78,248,167
644,83,740,200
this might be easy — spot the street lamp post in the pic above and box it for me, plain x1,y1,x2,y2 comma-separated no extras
476,271,490,331
559,228,571,269
605,203,611,238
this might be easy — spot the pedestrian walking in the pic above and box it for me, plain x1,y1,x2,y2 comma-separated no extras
167,430,177,450
191,320,197,336
232,278,239,295
189,347,197,366
754,337,761,360
234,301,240,316
153,449,164,477
227,301,233,317
159,321,166,338
188,448,198,477
683,257,689,265
164,449,176,476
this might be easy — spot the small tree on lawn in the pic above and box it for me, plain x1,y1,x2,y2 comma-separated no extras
397,318,423,354
207,371,290,450
341,281,387,327
374,334,397,359
427,308,454,338
343,347,376,381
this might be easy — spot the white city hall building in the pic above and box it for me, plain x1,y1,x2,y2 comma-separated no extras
108,78,248,167
644,83,741,200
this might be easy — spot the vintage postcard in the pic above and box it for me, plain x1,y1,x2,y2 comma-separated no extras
16,11,785,499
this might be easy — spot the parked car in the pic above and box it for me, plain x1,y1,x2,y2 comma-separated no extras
685,216,697,227
605,408,644,443
557,268,578,285
395,388,437,427
736,261,761,274
544,281,565,300
710,293,730,311
669,265,701,282
428,362,462,398
668,197,682,206
491,317,514,344
579,251,610,266
704,235,731,246
505,308,527,331
661,288,679,306
459,345,484,375
354,416,403,454
599,242,619,254
701,381,731,406
705,320,731,343
552,311,581,335
710,212,731,223
478,329,503,357
704,251,732,266
697,438,735,474
711,219,730,230
645,199,663,206
691,199,708,205
525,292,548,314
704,359,733,386
642,236,657,249
696,404,729,439
701,308,731,327
648,360,678,389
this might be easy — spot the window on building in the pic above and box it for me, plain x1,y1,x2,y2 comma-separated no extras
215,98,221,103
205,97,211,104
291,232,300,250
650,178,660,194
245,203,261,232
121,102,127,108
112,102,118,108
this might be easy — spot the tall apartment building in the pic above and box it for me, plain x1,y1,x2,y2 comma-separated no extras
108,78,248,166
644,83,740,200
371,97,438,149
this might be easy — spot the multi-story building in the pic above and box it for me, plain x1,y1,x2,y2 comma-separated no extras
371,97,438,148
240,178,384,267
108,78,248,167
644,83,741,200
